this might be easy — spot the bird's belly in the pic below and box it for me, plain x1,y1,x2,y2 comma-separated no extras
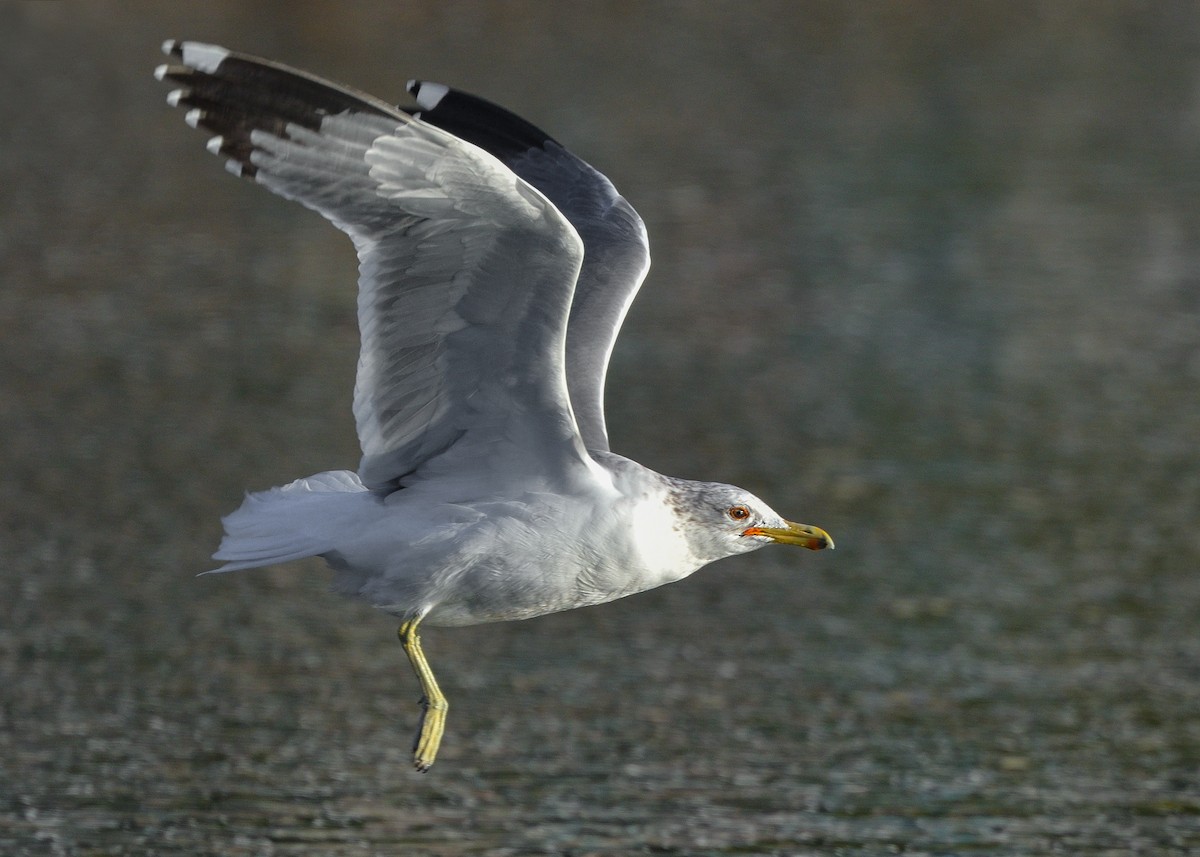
347,489,698,627
422,554,647,627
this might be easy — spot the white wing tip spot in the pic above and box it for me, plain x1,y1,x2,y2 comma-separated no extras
184,108,202,128
153,63,169,81
166,88,186,107
224,159,244,178
205,135,224,155
177,41,230,73
410,80,450,110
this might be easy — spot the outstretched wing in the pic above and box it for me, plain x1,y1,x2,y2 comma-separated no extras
157,42,588,490
404,82,651,452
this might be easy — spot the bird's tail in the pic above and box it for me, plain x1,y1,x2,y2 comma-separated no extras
207,470,374,573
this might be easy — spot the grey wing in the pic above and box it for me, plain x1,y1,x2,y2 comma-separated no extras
405,83,651,452
157,42,587,490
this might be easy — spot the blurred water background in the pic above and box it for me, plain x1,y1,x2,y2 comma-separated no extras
2,2,1199,854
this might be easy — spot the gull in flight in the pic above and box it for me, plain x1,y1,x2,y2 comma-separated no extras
156,40,832,771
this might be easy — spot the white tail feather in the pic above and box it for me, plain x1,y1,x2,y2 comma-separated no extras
207,470,373,573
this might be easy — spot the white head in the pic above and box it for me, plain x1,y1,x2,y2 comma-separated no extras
667,479,833,566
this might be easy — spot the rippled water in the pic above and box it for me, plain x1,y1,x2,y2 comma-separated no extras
3,3,1199,854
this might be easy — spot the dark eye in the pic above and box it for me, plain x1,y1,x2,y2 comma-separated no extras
727,505,751,521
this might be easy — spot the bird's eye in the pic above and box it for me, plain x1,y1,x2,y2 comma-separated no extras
727,505,751,521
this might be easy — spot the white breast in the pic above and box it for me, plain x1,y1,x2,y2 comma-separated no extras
626,496,699,585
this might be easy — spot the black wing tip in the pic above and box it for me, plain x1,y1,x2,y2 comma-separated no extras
155,39,267,181
157,38,405,183
400,81,557,163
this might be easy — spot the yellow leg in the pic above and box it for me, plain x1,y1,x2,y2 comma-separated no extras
398,616,448,772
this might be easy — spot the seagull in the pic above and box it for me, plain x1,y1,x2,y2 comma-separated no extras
156,40,832,772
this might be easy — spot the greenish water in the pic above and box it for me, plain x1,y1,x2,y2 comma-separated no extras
2,3,1199,854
